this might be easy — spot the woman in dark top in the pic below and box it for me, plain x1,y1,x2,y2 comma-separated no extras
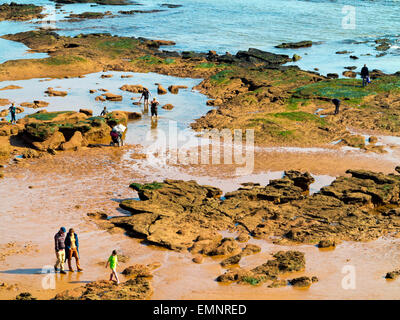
150,97,159,119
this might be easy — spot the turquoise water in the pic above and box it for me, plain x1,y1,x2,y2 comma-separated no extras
0,0,399,74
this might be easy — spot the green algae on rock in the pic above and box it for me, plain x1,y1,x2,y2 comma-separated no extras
0,3,44,21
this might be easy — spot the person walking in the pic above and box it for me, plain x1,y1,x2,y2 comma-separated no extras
54,227,67,274
100,106,108,116
361,64,369,87
105,250,120,285
150,97,159,120
332,98,341,115
8,103,16,124
65,228,83,272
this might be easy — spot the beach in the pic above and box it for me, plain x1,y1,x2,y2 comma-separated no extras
1,0,400,300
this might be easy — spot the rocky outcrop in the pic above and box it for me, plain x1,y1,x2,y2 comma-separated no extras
217,251,305,287
45,87,68,97
103,93,122,101
119,84,145,93
60,131,87,151
53,278,152,300
94,169,400,252
0,3,44,21
275,41,313,49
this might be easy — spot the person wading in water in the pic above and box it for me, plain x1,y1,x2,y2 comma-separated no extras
139,87,151,111
150,97,159,120
65,228,83,272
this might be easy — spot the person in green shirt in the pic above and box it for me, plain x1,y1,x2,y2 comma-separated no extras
105,250,120,284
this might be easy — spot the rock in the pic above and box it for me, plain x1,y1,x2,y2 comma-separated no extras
22,149,40,159
339,134,365,149
162,104,174,110
45,87,67,97
54,279,153,300
235,48,291,66
121,264,153,277
103,93,122,101
32,131,66,151
327,73,339,79
317,240,336,248
15,292,36,300
156,83,167,95
61,131,87,151
121,111,142,120
242,244,261,256
192,255,204,264
221,254,242,267
344,66,357,70
236,232,250,243
0,109,8,117
284,170,315,191
275,41,312,49
349,55,359,60
168,85,187,94
343,71,356,78
385,270,400,280
292,54,302,62
119,84,144,93
89,89,97,94
206,98,223,106
289,276,317,287
336,50,353,54
217,250,305,285
79,109,93,116
369,136,378,144
101,74,113,78
95,95,106,102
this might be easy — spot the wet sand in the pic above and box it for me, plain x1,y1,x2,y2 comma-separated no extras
1,145,400,300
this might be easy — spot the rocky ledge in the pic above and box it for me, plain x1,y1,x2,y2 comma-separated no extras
0,3,44,21
88,168,400,254
0,109,140,160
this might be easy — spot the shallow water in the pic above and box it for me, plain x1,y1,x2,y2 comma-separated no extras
1,0,400,75
0,71,211,146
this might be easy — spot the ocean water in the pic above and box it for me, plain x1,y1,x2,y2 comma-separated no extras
0,0,399,76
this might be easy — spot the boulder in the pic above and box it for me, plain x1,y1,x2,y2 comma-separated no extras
120,84,144,93
156,83,167,95
103,93,123,102
121,264,153,277
95,95,106,102
32,131,66,151
168,85,188,94
327,73,339,79
61,131,87,151
162,104,174,110
45,87,67,97
275,41,313,49
79,109,93,116
289,276,318,287
343,71,356,78
292,54,302,62
317,239,336,248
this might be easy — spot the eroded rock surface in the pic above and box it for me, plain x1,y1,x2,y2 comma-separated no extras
96,169,400,252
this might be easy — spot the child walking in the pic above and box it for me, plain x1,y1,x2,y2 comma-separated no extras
105,250,120,285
